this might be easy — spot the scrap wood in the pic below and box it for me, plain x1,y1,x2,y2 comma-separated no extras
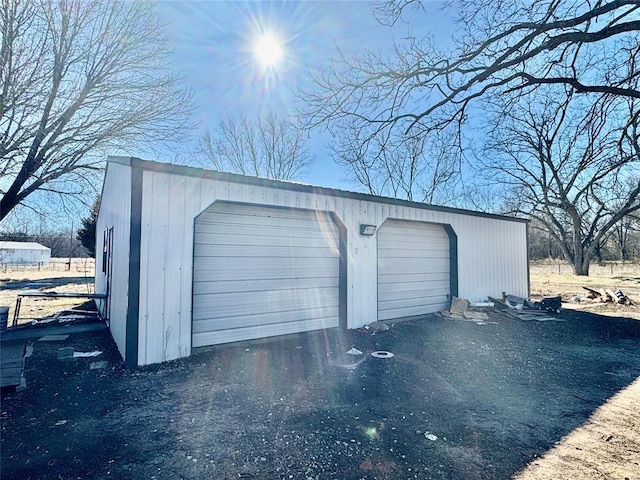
488,296,509,310
600,289,613,302
442,297,491,323
494,310,520,320
487,297,562,322
517,314,566,322
582,285,634,306
605,289,619,304
504,310,564,322
582,286,601,299
463,310,490,321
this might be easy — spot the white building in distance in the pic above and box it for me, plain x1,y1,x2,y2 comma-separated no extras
0,242,51,266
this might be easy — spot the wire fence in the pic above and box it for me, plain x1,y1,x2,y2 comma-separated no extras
1,258,94,275
530,260,640,276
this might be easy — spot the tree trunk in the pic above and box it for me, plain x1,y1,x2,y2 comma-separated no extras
572,248,592,276
573,261,590,276
0,193,19,221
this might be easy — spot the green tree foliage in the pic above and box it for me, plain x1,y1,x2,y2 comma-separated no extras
76,197,99,257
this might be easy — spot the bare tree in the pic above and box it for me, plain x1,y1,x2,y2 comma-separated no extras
480,89,640,275
301,0,640,274
608,181,640,260
610,217,636,260
199,113,312,181
0,0,193,221
330,119,460,203
305,0,640,139
527,219,565,260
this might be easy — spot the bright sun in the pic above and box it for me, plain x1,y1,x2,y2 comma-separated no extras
253,34,284,67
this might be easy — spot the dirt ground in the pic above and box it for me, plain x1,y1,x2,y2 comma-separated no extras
0,258,95,325
2,308,639,479
1,260,639,479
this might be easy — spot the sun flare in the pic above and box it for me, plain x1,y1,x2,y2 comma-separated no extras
253,34,284,67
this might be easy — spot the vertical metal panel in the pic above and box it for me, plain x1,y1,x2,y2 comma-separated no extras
163,174,188,361
180,175,201,358
138,171,198,365
95,162,131,360
451,215,528,301
140,171,171,365
137,172,151,364
344,198,378,326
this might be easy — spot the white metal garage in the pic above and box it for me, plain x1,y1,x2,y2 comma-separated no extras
96,157,529,367
377,219,451,320
192,202,340,347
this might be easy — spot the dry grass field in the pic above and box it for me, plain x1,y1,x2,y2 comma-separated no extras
0,258,95,326
530,260,640,320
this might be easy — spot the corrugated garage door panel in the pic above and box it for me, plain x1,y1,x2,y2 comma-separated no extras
378,219,450,321
192,203,339,348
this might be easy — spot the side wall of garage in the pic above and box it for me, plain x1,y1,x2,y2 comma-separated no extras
95,160,133,362
99,157,528,366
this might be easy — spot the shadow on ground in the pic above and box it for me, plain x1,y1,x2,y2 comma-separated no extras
1,276,94,290
1,309,639,479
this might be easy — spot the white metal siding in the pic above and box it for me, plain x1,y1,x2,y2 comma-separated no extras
192,202,339,347
137,171,194,364
95,160,132,360
377,219,450,320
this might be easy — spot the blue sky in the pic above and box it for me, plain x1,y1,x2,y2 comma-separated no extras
2,0,456,233
157,0,453,190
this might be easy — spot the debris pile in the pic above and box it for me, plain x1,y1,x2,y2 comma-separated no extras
580,287,632,305
488,295,565,322
442,294,565,323
32,308,101,326
357,320,390,335
440,297,497,325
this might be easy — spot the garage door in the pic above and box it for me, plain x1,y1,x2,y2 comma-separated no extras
192,203,340,348
378,219,450,320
